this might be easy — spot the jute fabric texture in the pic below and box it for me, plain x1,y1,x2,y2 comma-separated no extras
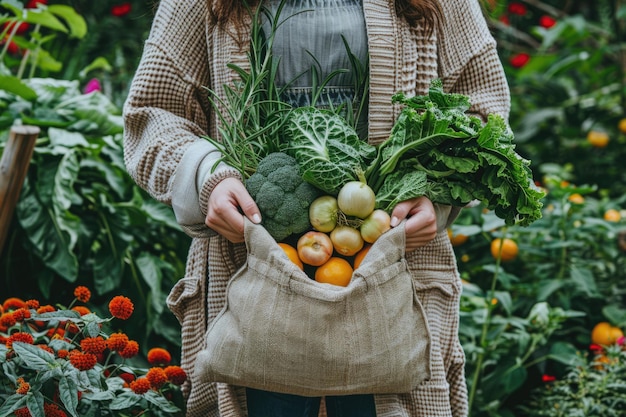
123,0,512,415
196,218,431,396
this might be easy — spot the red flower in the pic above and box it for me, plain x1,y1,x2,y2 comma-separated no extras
72,305,91,316
510,53,530,68
0,312,17,328
2,21,29,35
37,304,55,314
57,349,69,359
7,332,34,348
80,336,107,355
73,286,91,303
147,347,172,365
69,350,98,371
83,78,102,94
16,378,30,395
590,343,604,353
111,2,132,17
119,372,136,384
107,332,129,351
130,377,151,394
43,402,67,417
12,308,31,322
146,367,168,389
109,295,134,320
164,366,187,386
3,297,26,311
618,335,625,346
541,374,556,382
119,340,139,359
26,0,47,8
499,15,510,26
539,15,557,29
507,2,527,15
25,299,39,309
14,408,31,417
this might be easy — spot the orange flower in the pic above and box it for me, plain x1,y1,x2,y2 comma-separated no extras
107,332,129,351
11,308,31,322
7,332,34,348
3,297,26,311
16,377,30,395
147,347,172,365
130,377,151,394
68,350,98,371
80,336,107,355
108,296,134,320
0,312,16,328
43,402,67,417
25,299,39,309
73,286,91,303
164,366,187,386
71,305,91,316
36,305,55,314
37,344,55,355
146,367,168,389
119,340,139,359
57,349,69,359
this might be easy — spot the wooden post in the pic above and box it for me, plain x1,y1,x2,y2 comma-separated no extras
0,125,40,254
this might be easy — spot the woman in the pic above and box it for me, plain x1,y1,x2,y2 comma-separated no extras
123,0,510,416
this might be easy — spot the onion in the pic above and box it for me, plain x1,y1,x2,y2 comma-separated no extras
360,209,391,243
309,195,339,232
337,181,376,219
330,225,364,257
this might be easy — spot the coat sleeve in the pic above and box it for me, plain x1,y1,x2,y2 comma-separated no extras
122,0,241,238
437,0,511,121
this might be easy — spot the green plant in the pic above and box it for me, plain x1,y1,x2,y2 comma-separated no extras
0,290,186,417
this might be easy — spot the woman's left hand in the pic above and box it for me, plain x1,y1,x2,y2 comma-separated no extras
390,196,438,252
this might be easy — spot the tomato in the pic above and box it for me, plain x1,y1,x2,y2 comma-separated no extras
297,231,333,266
330,226,364,257
337,181,376,219
309,195,338,233
360,209,391,243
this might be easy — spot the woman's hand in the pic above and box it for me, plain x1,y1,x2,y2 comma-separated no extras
205,177,262,243
390,196,438,252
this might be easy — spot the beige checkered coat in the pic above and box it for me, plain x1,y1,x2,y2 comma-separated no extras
123,0,510,416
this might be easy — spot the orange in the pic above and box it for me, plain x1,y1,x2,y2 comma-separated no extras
591,322,624,346
586,130,609,147
353,245,371,269
618,118,626,134
315,257,353,287
490,238,519,262
447,228,468,246
603,209,621,222
568,193,585,204
278,243,303,270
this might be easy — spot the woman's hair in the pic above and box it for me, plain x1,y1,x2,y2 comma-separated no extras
209,0,443,36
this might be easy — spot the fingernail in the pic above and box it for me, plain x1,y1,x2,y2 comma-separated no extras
390,216,399,227
252,214,261,224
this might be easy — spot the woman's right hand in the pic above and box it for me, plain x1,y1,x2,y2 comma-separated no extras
205,177,262,243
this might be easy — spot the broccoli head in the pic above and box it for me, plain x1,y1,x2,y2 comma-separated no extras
245,152,321,241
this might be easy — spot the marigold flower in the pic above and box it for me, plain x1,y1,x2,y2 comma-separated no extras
69,350,98,371
507,2,527,15
25,299,39,309
3,297,26,311
71,305,91,316
146,367,168,389
43,402,67,417
7,332,34,348
147,347,172,365
510,53,530,68
107,332,129,351
130,377,151,394
0,312,16,328
80,336,107,355
108,295,134,320
14,407,31,417
16,378,30,394
119,340,139,359
541,374,556,382
164,365,187,386
539,15,556,29
111,2,132,17
73,286,91,303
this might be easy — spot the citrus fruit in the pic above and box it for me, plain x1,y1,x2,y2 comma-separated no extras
618,118,626,134
591,322,624,346
447,228,468,246
586,130,609,147
490,238,519,262
353,244,371,269
603,209,621,222
568,193,585,204
278,243,303,270
314,257,353,287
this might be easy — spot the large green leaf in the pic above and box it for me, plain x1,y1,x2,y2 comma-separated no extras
0,75,37,101
48,4,87,39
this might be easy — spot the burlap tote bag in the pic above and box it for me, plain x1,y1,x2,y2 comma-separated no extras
195,217,432,396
